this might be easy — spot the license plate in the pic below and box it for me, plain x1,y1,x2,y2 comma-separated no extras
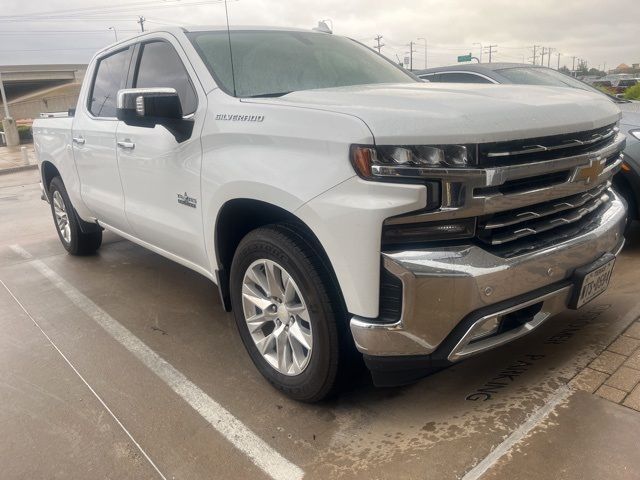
570,254,616,309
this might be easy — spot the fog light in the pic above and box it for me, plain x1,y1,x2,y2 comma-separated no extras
382,218,476,247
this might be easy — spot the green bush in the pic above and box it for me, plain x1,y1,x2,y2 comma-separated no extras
624,83,640,100
0,123,33,143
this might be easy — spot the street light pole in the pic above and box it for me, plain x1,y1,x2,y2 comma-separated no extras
473,42,483,63
0,72,20,147
418,37,427,69
0,73,9,120
108,27,118,42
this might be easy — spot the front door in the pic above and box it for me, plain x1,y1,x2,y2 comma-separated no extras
116,38,207,268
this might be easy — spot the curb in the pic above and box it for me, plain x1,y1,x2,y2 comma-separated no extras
0,164,38,176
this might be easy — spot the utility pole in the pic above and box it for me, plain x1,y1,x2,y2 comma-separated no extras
407,41,417,71
603,62,607,74
373,34,384,53
556,52,561,70
418,37,427,69
571,56,577,76
138,16,146,32
485,44,497,63
531,45,539,65
547,48,555,68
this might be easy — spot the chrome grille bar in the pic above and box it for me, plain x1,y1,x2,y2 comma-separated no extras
483,182,609,229
486,125,618,158
478,190,609,246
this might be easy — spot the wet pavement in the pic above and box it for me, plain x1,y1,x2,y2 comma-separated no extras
0,145,36,173
1,168,640,480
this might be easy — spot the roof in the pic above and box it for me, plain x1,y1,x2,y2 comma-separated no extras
183,25,312,33
94,25,325,56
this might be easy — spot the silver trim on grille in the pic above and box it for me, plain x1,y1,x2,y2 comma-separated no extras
483,182,609,230
479,192,608,245
486,125,618,158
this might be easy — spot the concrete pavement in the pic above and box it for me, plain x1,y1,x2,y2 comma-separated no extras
0,144,36,174
2,168,640,479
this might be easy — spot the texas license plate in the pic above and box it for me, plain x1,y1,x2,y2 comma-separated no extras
570,254,616,309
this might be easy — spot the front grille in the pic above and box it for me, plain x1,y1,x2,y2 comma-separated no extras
476,183,610,256
478,124,618,167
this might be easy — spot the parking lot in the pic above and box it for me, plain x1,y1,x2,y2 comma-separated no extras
2,167,640,480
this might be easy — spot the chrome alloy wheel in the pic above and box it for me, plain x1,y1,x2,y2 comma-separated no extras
52,190,71,244
241,259,313,376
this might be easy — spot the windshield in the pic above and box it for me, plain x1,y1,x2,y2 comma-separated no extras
187,30,415,97
497,66,628,103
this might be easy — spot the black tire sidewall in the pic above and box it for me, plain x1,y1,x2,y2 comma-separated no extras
230,227,339,401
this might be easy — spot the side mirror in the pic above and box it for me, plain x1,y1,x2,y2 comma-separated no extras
116,88,182,123
116,87,193,142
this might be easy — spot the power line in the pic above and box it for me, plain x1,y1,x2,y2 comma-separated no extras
0,0,229,23
0,29,140,35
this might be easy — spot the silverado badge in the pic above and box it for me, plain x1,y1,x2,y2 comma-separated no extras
177,192,197,208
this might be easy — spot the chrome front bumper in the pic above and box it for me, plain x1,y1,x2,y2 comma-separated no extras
350,189,627,361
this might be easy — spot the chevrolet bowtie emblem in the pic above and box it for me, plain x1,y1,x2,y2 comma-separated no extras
574,158,605,184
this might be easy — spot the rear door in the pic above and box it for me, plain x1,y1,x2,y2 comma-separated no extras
73,47,133,232
115,37,208,267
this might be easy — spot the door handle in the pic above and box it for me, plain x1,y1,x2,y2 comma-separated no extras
72,136,85,145
117,140,135,150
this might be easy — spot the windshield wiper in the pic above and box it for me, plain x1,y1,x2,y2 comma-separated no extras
248,91,292,98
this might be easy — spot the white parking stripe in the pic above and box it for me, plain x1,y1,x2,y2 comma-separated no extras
0,278,168,480
460,385,572,480
10,245,305,480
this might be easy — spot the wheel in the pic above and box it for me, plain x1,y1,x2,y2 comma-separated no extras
229,225,343,402
49,176,102,255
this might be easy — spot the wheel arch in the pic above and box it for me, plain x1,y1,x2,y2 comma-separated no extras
213,198,346,316
41,160,61,201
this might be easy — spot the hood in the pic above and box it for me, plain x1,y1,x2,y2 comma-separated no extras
247,83,621,145
620,110,640,131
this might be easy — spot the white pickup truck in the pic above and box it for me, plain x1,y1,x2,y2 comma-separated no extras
33,26,627,401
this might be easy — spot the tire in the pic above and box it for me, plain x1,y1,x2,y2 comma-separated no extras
229,225,344,402
49,176,102,255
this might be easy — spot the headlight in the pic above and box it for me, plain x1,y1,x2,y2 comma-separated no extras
351,144,476,180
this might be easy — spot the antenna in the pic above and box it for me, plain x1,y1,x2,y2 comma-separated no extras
224,0,237,96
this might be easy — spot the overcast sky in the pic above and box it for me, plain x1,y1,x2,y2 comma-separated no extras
0,0,637,72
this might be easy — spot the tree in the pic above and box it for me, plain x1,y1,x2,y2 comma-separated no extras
577,60,589,75
587,67,605,76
